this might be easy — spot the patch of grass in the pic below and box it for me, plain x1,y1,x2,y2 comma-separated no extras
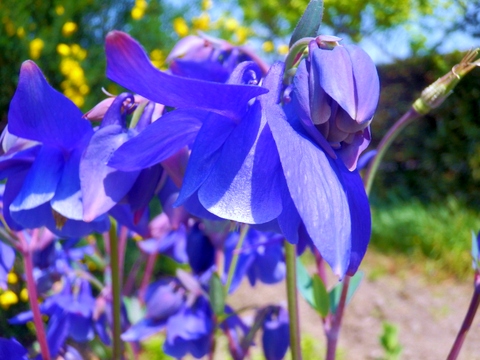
371,197,480,280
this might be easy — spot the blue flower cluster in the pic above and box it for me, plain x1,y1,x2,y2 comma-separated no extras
0,13,379,359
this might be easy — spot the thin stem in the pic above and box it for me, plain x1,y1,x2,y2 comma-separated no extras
17,232,51,360
363,107,421,195
109,220,123,360
285,241,302,360
325,276,351,360
139,252,157,302
224,224,249,297
447,272,480,359
118,226,129,283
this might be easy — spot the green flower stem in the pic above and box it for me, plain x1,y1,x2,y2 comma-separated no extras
224,224,249,297
325,275,350,360
285,241,302,360
447,272,480,359
109,219,123,360
18,231,51,360
363,108,421,195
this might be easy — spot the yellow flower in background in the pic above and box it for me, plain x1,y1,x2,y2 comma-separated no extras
70,43,87,60
20,288,28,302
131,0,148,20
235,26,248,44
277,44,289,55
56,5,65,16
79,84,90,95
192,13,210,31
173,17,189,37
262,40,274,53
0,290,18,309
224,17,238,31
7,272,18,284
202,0,212,11
29,38,44,59
16,27,25,38
62,21,78,37
57,43,70,56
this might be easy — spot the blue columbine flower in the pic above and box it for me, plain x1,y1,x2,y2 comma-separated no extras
10,278,98,358
102,31,375,277
167,33,266,83
224,228,285,293
262,305,290,360
2,61,109,237
122,277,213,359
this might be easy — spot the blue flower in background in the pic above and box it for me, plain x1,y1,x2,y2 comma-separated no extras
224,228,285,293
122,278,213,359
0,241,15,290
10,279,98,358
262,305,290,360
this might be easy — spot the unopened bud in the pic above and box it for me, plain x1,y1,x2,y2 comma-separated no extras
413,49,480,115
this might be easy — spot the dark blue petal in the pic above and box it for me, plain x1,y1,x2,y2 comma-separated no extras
0,338,28,360
80,125,140,221
105,31,268,120
108,109,206,171
262,307,289,360
8,61,92,151
68,313,93,342
187,224,215,274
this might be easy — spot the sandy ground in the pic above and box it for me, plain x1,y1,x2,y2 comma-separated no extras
229,252,480,360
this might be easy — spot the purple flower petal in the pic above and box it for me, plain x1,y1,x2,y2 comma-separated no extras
345,45,380,122
8,61,91,151
10,146,63,212
175,113,237,207
51,145,84,221
267,104,352,277
105,31,268,120
108,109,207,172
198,102,283,224
121,318,166,341
0,243,15,290
80,125,140,221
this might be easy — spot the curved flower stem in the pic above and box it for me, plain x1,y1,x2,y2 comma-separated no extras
109,220,123,359
363,108,421,195
447,272,480,359
285,241,302,360
17,232,51,360
325,276,350,360
224,224,249,297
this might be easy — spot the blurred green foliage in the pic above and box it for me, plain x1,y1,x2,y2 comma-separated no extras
371,51,480,207
371,198,480,279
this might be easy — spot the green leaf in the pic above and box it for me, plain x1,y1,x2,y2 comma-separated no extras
209,272,225,317
329,271,364,314
296,258,315,308
312,274,329,318
289,0,324,48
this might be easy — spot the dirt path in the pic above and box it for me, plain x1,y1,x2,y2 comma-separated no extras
230,252,480,359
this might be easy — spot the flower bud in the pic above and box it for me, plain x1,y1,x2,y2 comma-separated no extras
292,37,380,170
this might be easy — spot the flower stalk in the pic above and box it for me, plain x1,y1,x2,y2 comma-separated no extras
285,241,302,360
